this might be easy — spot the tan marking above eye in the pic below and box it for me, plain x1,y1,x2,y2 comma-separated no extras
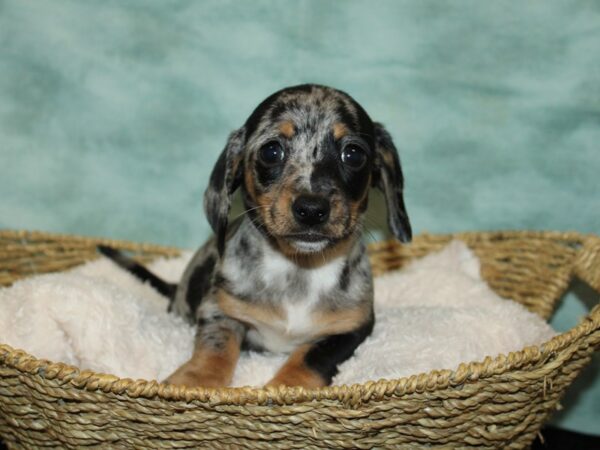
333,123,349,140
278,121,295,138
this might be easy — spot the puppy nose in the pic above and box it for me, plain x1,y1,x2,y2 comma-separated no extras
292,195,330,226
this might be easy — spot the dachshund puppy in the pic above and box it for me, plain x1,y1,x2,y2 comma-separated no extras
99,84,411,388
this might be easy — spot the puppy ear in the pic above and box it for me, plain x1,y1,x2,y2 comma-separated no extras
372,122,412,242
204,127,246,255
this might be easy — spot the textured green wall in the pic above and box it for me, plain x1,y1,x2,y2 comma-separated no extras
1,0,598,435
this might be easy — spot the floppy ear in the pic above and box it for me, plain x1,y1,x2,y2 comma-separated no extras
203,127,246,255
372,122,412,242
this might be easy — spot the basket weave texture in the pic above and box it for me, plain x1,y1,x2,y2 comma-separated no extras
0,229,599,449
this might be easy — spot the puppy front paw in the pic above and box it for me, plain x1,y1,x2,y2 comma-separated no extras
265,367,327,389
164,365,229,388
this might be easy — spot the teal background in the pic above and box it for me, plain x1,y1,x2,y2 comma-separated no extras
0,0,598,435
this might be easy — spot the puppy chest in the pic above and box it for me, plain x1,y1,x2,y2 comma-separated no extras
221,254,347,352
246,301,321,353
246,296,369,353
232,285,334,348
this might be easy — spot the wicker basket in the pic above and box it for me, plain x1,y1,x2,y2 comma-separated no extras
0,229,599,449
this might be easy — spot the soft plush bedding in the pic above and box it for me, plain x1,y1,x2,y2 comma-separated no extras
0,240,556,387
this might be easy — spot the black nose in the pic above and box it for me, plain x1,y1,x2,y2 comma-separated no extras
292,195,331,226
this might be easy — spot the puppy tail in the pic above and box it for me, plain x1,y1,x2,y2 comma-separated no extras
97,245,177,301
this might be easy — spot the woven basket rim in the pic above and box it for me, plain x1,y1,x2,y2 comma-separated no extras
1,228,599,406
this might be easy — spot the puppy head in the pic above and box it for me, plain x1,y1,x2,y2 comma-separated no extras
205,84,411,255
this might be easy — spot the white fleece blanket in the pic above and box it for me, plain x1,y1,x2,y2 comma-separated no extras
0,241,556,386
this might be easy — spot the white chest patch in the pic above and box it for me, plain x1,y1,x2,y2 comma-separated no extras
246,245,346,353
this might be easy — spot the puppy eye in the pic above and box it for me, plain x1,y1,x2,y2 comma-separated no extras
341,144,367,169
258,141,285,165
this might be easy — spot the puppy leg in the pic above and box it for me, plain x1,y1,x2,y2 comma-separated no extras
266,319,374,388
265,344,326,388
165,318,243,388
